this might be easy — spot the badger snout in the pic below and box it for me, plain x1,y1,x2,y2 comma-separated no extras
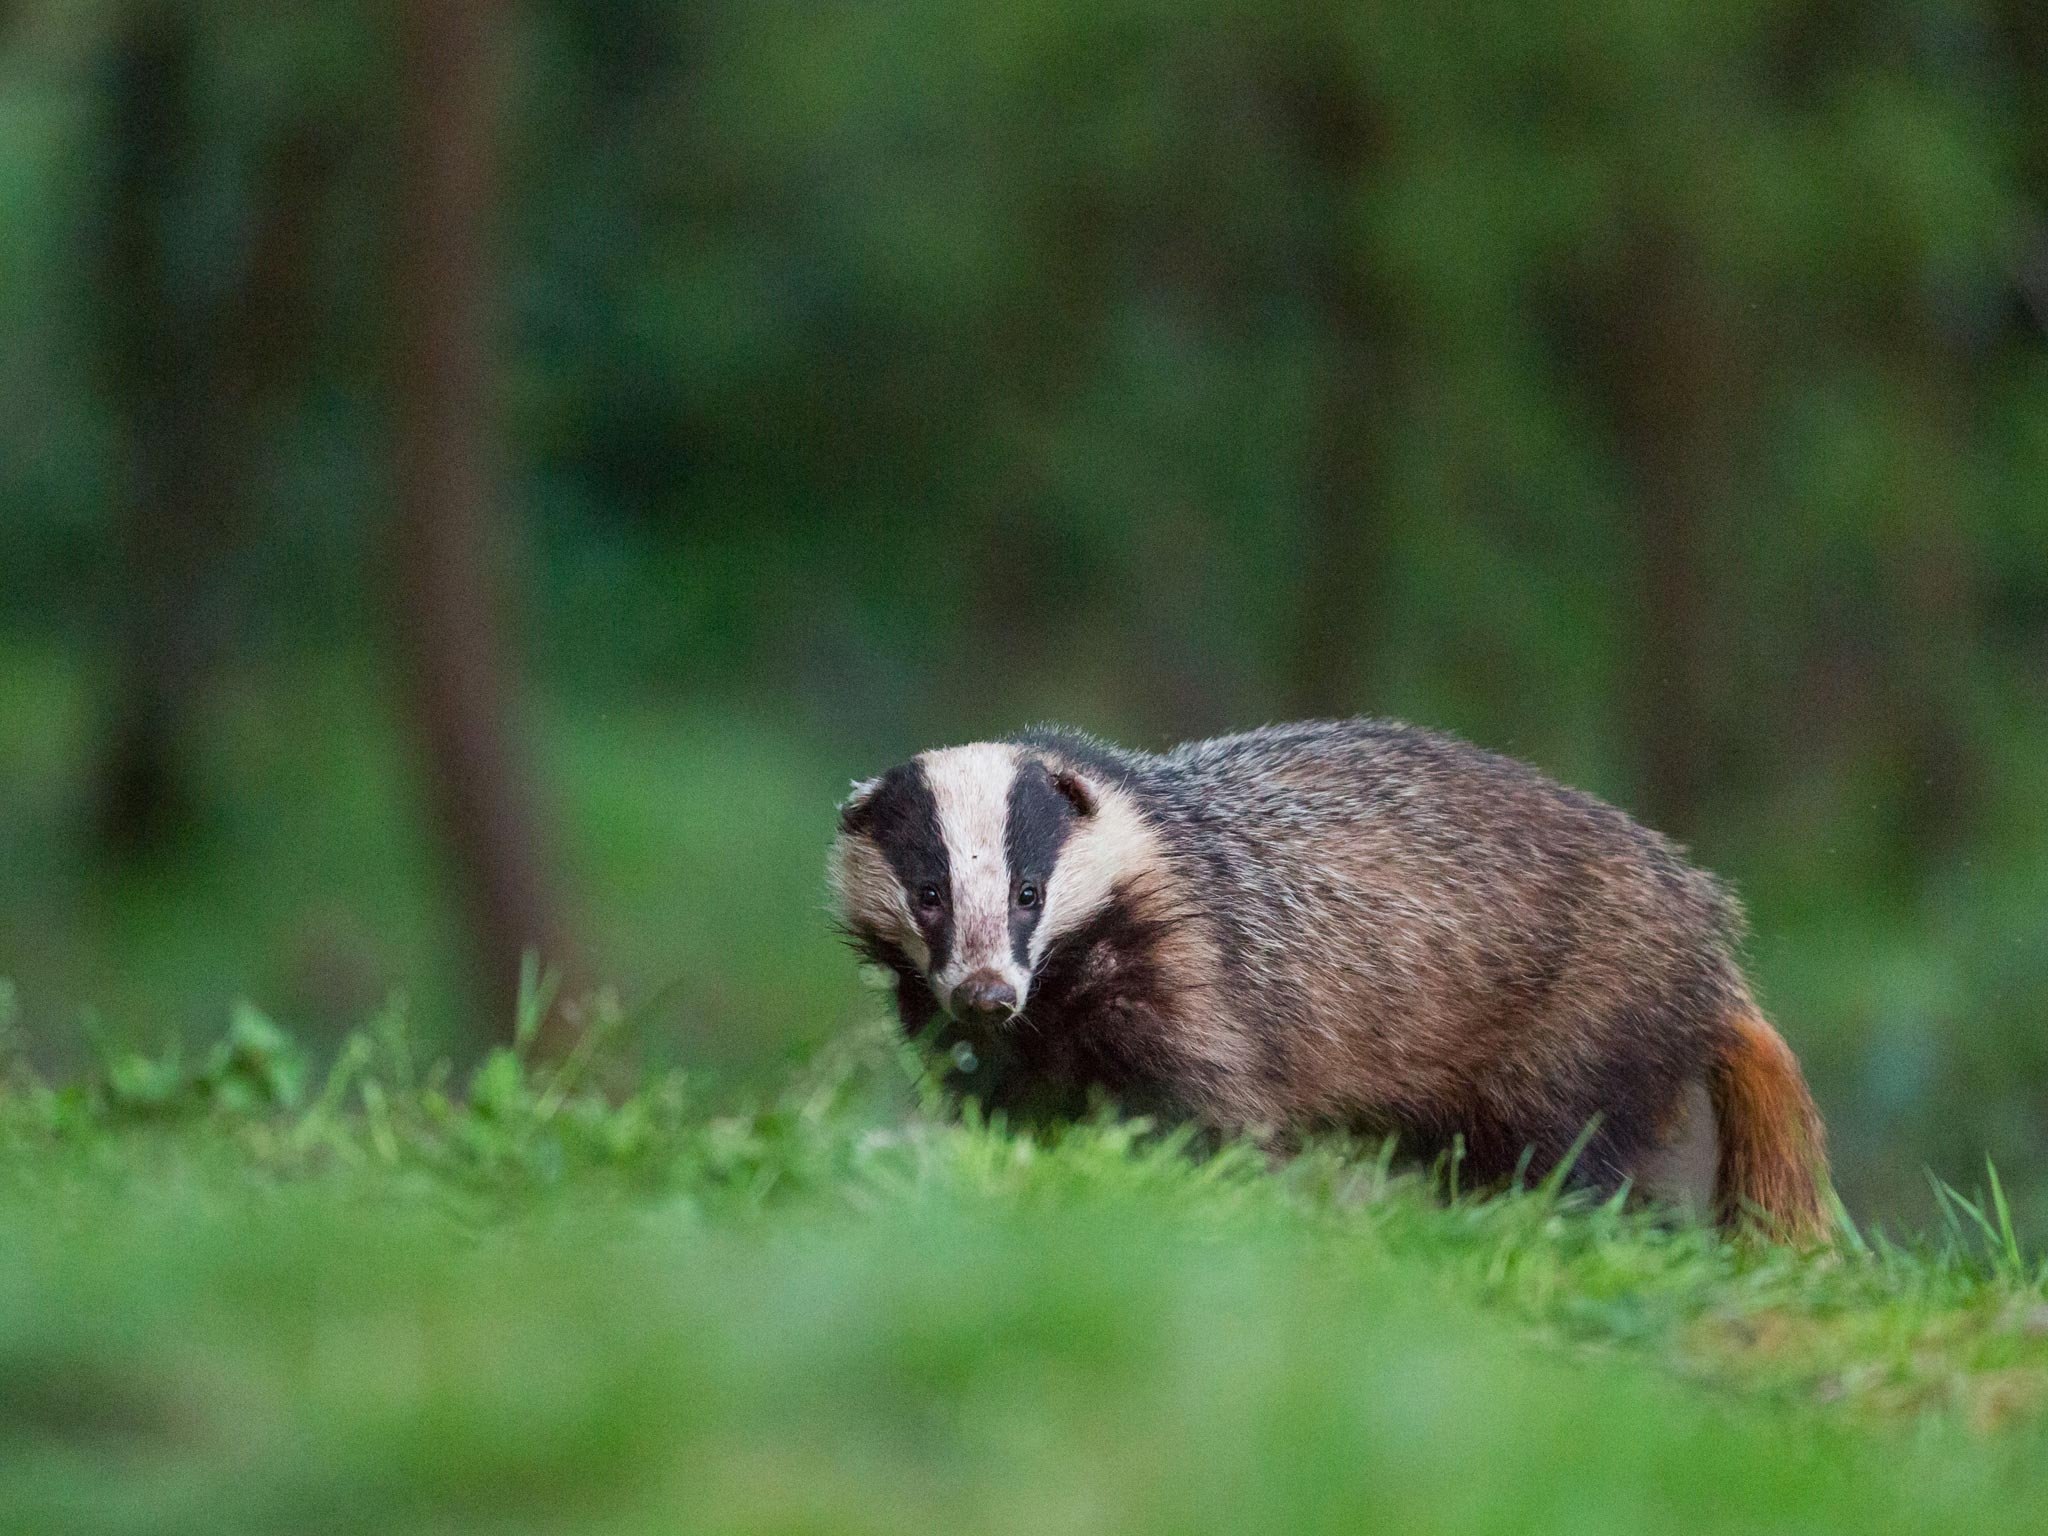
949,970,1019,1024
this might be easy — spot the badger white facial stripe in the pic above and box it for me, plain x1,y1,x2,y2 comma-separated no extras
921,742,1029,1004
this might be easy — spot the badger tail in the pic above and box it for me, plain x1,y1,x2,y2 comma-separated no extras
1709,1012,1831,1243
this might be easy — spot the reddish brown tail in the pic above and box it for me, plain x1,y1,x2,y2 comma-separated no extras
1709,1013,1831,1242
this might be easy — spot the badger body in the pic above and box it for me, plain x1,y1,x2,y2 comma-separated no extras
829,719,1829,1238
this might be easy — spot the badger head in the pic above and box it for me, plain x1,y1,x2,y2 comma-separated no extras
828,742,1132,1026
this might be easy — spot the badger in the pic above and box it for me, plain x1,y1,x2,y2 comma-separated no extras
828,719,1830,1239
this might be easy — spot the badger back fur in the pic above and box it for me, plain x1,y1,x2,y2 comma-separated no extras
828,719,1829,1237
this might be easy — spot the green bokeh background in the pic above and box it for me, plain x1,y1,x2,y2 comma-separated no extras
2,0,2045,1237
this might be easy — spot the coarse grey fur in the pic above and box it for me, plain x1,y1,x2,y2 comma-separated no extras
829,718,1828,1229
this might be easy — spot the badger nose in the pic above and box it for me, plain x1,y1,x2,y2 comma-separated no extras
950,970,1018,1022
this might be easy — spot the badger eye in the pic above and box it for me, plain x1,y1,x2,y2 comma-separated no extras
916,883,944,912
1016,882,1040,909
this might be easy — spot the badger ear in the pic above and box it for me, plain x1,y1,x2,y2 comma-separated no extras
1050,767,1099,819
837,775,885,835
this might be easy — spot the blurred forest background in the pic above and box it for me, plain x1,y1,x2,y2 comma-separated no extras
0,0,2044,1236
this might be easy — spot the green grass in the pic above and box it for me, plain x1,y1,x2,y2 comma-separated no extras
4,997,2048,1535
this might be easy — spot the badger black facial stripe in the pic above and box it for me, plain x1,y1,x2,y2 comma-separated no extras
854,760,952,976
1005,759,1077,967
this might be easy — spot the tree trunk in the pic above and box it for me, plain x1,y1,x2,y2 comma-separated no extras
1282,73,1389,721
96,7,335,860
1286,286,1386,721
391,0,572,1050
96,5,218,857
1599,221,1733,838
